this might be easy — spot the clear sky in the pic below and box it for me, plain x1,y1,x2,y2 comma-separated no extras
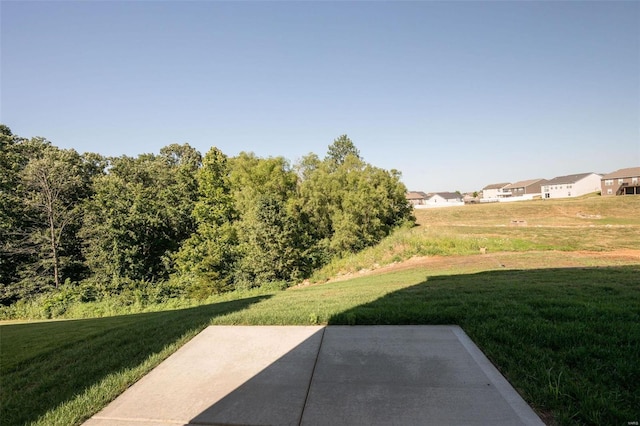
2,1,639,192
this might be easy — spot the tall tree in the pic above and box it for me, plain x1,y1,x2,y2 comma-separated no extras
229,153,307,286
326,134,361,166
21,144,87,288
174,147,238,292
0,126,28,300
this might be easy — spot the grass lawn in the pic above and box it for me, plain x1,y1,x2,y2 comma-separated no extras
1,196,639,425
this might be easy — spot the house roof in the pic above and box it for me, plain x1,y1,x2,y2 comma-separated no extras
544,173,600,186
482,182,510,190
429,192,462,200
406,191,429,200
601,167,640,180
504,179,546,189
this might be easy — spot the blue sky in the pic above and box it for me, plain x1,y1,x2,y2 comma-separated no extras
2,1,638,192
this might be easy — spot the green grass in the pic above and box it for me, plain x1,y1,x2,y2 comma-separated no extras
0,296,270,426
310,195,640,281
2,261,639,425
2,195,639,425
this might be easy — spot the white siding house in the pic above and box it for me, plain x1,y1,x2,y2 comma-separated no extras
481,183,511,202
541,173,602,199
425,192,464,207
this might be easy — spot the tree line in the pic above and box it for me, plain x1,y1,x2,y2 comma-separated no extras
0,125,414,305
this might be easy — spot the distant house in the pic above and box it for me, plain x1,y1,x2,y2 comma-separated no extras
463,193,480,204
406,191,429,208
481,183,511,201
425,192,464,207
601,167,640,196
500,179,547,202
541,173,602,199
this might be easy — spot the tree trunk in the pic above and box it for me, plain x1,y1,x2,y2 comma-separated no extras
48,203,60,288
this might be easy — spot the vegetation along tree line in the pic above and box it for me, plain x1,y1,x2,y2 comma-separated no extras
0,125,415,307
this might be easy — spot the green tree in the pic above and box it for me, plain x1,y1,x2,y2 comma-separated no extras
83,146,200,286
299,136,414,257
326,134,361,166
229,153,307,287
174,147,238,293
235,195,307,286
21,146,88,288
0,126,30,302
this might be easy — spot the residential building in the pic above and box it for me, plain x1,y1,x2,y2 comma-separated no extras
425,192,464,207
406,191,429,208
481,183,511,201
541,173,602,199
601,167,640,196
500,179,547,202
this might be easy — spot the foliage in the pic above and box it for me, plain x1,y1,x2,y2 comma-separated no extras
229,153,310,287
22,145,88,288
325,134,361,166
173,147,238,293
298,146,414,256
0,126,28,301
1,126,415,304
1,131,93,303
82,146,200,286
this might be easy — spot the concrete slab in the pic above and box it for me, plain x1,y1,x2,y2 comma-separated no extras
301,326,543,425
85,326,324,426
85,325,543,426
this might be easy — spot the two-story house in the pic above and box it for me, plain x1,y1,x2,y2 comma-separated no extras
541,173,601,199
502,179,547,201
601,167,640,196
406,191,430,208
481,183,511,201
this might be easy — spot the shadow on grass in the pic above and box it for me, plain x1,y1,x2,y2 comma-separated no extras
0,295,269,426
328,265,640,425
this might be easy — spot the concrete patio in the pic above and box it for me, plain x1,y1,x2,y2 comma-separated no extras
84,325,544,426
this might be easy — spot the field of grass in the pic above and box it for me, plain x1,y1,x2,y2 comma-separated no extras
310,194,640,281
1,196,639,425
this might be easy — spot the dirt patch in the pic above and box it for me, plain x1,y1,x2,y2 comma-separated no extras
320,249,640,284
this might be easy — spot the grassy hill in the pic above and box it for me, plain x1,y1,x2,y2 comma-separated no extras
310,194,640,281
1,195,639,425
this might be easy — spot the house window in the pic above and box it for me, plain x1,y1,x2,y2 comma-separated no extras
633,177,638,184
605,180,613,186
607,189,613,194
568,192,571,197
618,178,624,184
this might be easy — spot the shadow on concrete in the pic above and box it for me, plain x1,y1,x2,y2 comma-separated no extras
1,295,269,425
189,328,324,426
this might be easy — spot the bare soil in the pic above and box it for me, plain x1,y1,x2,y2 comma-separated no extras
325,249,640,284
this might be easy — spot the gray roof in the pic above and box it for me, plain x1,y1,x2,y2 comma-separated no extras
482,182,510,190
504,179,546,189
544,173,600,186
429,192,462,200
601,167,640,180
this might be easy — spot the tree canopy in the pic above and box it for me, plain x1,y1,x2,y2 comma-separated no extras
0,127,414,305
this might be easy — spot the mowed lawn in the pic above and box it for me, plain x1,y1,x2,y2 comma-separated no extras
1,195,639,425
